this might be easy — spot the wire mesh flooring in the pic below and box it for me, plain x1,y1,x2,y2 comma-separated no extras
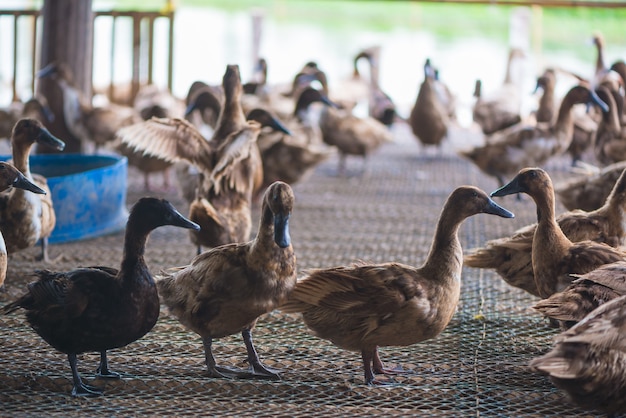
0,123,607,417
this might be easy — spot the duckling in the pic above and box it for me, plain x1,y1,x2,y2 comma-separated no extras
491,167,626,298
461,84,608,188
319,99,392,176
37,62,141,152
0,162,47,290
472,48,525,135
555,161,626,212
157,181,296,380
118,66,266,254
533,261,626,330
409,59,450,151
529,293,626,416
0,197,200,396
466,166,626,297
281,186,513,385
0,119,65,262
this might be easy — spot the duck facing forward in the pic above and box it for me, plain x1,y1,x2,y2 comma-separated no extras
0,118,66,262
0,198,200,396
157,181,297,380
281,186,513,385
529,293,626,416
491,167,626,299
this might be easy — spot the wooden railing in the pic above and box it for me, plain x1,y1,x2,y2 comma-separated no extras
0,8,174,104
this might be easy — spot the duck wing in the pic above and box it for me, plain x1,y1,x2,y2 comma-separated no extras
117,117,214,168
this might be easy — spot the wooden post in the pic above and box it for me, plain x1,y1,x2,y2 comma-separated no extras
37,0,93,153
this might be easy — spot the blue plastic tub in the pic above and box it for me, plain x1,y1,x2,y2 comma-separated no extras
1,154,128,244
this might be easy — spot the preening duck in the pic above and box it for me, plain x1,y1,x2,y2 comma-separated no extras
0,118,65,262
491,167,626,299
529,293,626,416
157,181,297,380
281,186,513,385
0,197,199,396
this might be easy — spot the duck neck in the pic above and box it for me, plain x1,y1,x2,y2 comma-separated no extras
533,184,570,251
214,86,246,141
11,140,33,179
119,225,150,280
422,208,463,284
553,95,577,136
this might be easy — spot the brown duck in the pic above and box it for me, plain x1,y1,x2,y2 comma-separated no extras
157,181,297,380
281,186,513,385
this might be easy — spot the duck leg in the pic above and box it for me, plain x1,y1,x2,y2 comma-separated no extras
372,347,411,376
241,328,281,379
68,353,103,397
202,336,251,379
361,347,400,386
96,350,121,378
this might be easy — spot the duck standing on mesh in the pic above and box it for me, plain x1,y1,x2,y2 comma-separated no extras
0,198,200,397
281,186,513,385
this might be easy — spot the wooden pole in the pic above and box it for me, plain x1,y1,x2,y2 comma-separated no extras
37,0,93,153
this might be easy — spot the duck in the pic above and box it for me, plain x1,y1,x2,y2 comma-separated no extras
409,59,450,150
529,293,626,416
472,48,525,135
0,96,55,142
185,80,224,132
118,65,265,254
156,181,297,380
491,167,626,299
532,68,557,126
593,86,626,166
555,161,626,212
466,166,626,297
0,162,47,289
280,186,514,385
0,197,200,396
0,118,66,262
460,84,608,188
256,87,336,191
37,61,141,153
115,84,187,191
533,260,626,330
319,96,392,176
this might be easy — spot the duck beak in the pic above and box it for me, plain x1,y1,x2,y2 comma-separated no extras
321,95,340,109
170,208,201,231
589,88,609,113
184,102,198,117
13,172,46,195
273,213,291,248
483,198,515,219
491,176,523,198
270,116,292,136
37,127,66,151
37,63,57,79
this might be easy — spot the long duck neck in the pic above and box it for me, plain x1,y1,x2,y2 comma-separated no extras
532,182,571,254
119,223,150,281
552,93,578,137
214,84,246,141
421,206,464,284
11,140,33,179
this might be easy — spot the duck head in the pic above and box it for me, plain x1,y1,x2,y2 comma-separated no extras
491,167,550,199
129,197,200,232
294,87,339,118
534,69,556,94
37,61,73,84
184,89,222,119
264,181,295,248
246,108,291,135
0,162,46,194
566,84,609,113
12,118,66,151
449,186,514,219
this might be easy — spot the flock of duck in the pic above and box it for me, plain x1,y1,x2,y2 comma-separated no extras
0,35,625,415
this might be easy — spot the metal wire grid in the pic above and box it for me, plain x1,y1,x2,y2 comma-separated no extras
0,127,605,417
